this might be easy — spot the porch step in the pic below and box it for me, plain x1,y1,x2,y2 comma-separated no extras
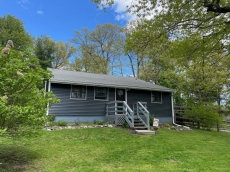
135,130,155,135
133,117,148,130
134,126,148,130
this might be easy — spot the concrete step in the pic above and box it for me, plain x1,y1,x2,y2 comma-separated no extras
135,130,155,135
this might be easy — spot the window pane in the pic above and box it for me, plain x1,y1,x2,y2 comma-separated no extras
71,85,86,99
95,87,108,100
151,91,161,103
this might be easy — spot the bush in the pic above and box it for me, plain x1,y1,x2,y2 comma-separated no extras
164,123,171,128
122,121,128,128
149,115,154,126
93,120,104,125
0,41,59,135
185,102,222,130
47,115,56,122
56,120,68,126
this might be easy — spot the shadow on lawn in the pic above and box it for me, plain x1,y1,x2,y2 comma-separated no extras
0,145,40,172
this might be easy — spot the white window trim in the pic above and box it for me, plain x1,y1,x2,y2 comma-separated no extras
151,91,162,104
70,84,87,100
94,86,109,101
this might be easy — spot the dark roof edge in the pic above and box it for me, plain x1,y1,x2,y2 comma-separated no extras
50,80,176,93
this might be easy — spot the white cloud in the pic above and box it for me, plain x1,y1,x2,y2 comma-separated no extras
18,0,30,8
107,0,165,23
37,10,43,15
112,0,137,22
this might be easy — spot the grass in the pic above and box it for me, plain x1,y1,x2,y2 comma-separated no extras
0,128,230,172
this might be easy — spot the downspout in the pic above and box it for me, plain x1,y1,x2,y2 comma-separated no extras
171,93,190,129
46,80,51,116
171,92,181,127
44,80,47,96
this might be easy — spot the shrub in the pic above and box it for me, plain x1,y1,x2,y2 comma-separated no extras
185,102,222,130
47,115,56,122
164,123,171,128
149,115,154,126
93,120,104,125
56,120,68,126
122,121,128,128
0,40,59,135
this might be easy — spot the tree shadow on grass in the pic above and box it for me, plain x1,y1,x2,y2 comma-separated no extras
0,145,41,172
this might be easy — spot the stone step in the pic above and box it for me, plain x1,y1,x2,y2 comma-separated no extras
135,130,155,135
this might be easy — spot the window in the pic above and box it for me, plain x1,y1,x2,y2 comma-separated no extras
95,87,108,100
71,85,86,99
151,91,162,103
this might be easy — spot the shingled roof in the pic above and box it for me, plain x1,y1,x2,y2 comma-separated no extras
49,68,175,92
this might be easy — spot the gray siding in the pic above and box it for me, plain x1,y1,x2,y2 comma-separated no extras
127,89,173,123
49,83,172,123
49,83,115,116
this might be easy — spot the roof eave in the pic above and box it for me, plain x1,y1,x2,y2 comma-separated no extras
50,80,176,93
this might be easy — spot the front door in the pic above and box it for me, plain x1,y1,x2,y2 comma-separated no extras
116,88,126,114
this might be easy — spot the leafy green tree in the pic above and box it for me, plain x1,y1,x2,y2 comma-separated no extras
0,40,58,135
93,0,230,56
34,36,56,69
93,0,230,124
185,102,222,130
52,41,76,69
0,15,33,51
169,33,230,104
71,24,124,74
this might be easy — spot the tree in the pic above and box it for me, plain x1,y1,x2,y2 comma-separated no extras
93,0,230,125
125,20,171,82
92,0,230,14
92,0,230,54
0,40,58,135
169,34,230,105
52,41,76,69
34,36,56,69
0,15,33,51
71,24,124,74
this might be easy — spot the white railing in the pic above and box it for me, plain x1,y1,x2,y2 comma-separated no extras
106,101,134,128
137,102,150,130
123,101,134,128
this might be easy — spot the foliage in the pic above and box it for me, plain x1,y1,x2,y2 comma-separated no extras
185,102,222,129
92,1,230,125
149,115,154,126
34,36,56,69
70,24,124,74
0,15,33,51
1,128,230,171
0,41,59,135
164,123,171,128
52,41,76,69
56,120,68,126
93,120,104,125
47,115,56,122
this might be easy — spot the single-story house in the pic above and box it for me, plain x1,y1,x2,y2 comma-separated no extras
47,68,175,129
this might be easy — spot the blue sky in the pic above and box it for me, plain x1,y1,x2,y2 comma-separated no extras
0,0,133,42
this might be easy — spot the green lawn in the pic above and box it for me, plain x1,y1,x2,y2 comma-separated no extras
0,127,230,172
